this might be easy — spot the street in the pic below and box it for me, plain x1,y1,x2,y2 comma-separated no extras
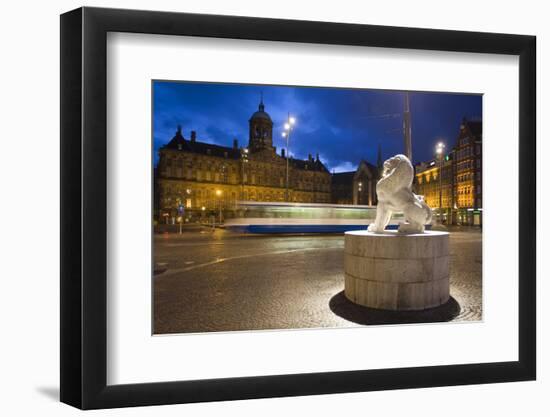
153,227,482,334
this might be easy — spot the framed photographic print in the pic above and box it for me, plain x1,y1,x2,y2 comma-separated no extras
60,6,536,409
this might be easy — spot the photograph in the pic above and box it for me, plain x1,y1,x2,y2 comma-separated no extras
152,81,483,334
53,4,538,411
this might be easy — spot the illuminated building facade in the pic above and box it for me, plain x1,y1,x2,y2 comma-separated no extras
415,118,482,226
454,119,482,225
155,100,332,222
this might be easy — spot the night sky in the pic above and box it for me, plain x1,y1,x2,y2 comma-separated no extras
153,81,482,172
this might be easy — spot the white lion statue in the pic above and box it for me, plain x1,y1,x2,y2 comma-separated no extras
368,154,432,234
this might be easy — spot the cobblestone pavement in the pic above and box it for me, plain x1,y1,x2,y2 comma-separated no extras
153,227,482,334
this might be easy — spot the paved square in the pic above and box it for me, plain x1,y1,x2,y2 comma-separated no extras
153,227,481,334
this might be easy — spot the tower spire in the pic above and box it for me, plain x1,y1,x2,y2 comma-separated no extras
259,91,264,112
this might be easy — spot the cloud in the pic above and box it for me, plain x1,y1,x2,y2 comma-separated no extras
329,161,357,173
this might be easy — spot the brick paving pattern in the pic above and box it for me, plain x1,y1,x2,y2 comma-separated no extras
153,227,482,334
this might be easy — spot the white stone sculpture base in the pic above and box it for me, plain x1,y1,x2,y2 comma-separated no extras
344,230,450,311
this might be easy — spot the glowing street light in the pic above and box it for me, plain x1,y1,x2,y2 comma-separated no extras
435,141,446,223
283,113,296,201
240,147,249,200
215,189,223,224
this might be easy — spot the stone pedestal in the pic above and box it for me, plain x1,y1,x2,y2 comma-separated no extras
344,230,450,311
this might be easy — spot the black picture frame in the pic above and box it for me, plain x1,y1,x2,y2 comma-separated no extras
60,6,536,410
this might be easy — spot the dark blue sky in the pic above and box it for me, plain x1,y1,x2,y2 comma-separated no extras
153,81,481,172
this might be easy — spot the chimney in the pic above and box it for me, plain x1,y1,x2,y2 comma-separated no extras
281,148,285,158
316,153,319,162
191,131,196,142
308,153,313,162
233,138,238,149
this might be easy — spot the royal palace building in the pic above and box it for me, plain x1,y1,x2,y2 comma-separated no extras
155,100,332,221
415,118,482,226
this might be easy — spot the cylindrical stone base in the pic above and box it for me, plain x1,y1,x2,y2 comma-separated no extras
344,230,450,311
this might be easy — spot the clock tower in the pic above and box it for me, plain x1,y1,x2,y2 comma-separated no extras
248,98,274,152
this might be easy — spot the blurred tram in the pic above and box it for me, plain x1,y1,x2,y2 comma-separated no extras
224,201,404,234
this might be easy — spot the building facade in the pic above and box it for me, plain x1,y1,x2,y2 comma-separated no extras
415,157,454,224
331,160,380,206
156,100,332,222
454,119,482,225
415,118,482,226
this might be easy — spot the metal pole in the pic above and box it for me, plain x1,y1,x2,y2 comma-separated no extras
284,113,295,202
285,131,290,201
439,155,443,223
403,92,412,161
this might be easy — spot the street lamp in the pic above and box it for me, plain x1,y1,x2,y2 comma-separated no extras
435,142,445,224
176,197,185,234
215,189,223,225
282,113,296,201
240,147,249,200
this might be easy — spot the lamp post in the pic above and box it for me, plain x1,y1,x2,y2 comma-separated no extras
176,197,185,234
215,189,223,225
240,147,249,200
282,114,296,201
435,142,445,224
